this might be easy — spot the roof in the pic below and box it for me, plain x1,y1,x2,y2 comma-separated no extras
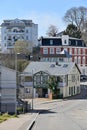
1,65,16,72
23,61,81,76
0,19,36,27
40,36,86,47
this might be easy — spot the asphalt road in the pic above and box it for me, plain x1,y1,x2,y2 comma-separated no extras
32,88,87,130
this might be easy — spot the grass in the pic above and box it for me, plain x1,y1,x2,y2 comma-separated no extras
0,113,18,123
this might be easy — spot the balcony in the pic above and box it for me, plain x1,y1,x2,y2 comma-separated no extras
7,31,25,35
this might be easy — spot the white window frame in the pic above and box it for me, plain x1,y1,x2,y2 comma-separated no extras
74,48,77,55
78,48,80,54
50,48,54,54
56,48,61,54
74,56,77,64
69,48,72,55
82,56,85,64
78,56,81,64
43,48,48,54
50,40,53,45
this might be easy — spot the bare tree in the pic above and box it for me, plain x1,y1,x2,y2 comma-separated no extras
63,6,87,31
46,25,58,37
14,40,33,54
14,40,33,71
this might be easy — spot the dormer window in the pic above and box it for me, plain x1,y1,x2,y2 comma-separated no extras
50,40,53,45
76,40,78,45
64,40,67,44
69,40,71,45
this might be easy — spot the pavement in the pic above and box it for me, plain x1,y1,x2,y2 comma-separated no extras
0,98,62,130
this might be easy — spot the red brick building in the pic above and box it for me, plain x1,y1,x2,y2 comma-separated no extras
39,35,87,75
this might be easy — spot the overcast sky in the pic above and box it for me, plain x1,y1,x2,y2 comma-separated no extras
0,0,87,37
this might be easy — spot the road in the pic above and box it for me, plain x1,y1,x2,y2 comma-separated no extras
32,88,87,130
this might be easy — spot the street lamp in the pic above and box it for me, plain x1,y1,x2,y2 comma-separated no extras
31,69,34,110
15,52,20,115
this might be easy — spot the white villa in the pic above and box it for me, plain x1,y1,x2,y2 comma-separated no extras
0,19,38,53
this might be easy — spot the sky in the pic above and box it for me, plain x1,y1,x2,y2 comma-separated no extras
0,0,87,37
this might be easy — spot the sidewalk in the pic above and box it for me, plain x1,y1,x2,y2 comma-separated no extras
0,112,38,130
0,98,62,130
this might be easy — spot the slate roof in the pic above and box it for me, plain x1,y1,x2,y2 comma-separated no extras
41,37,86,47
23,62,81,76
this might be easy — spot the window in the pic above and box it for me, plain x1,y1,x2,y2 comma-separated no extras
78,57,81,64
36,75,41,84
82,56,85,64
56,48,61,54
42,75,48,84
4,43,6,46
77,86,80,93
64,40,67,44
26,36,28,40
50,48,54,54
74,56,77,63
74,86,75,94
43,48,48,54
76,40,78,45
78,48,80,54
22,36,24,39
72,75,75,82
74,48,77,54
50,40,53,45
26,30,28,33
69,48,72,55
8,36,11,40
4,36,6,40
69,40,71,45
77,76,79,81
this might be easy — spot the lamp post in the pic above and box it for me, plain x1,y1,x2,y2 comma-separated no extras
15,53,17,115
31,69,34,110
15,52,20,115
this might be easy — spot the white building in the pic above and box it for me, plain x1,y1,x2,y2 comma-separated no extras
0,19,38,53
20,61,81,99
0,66,16,114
